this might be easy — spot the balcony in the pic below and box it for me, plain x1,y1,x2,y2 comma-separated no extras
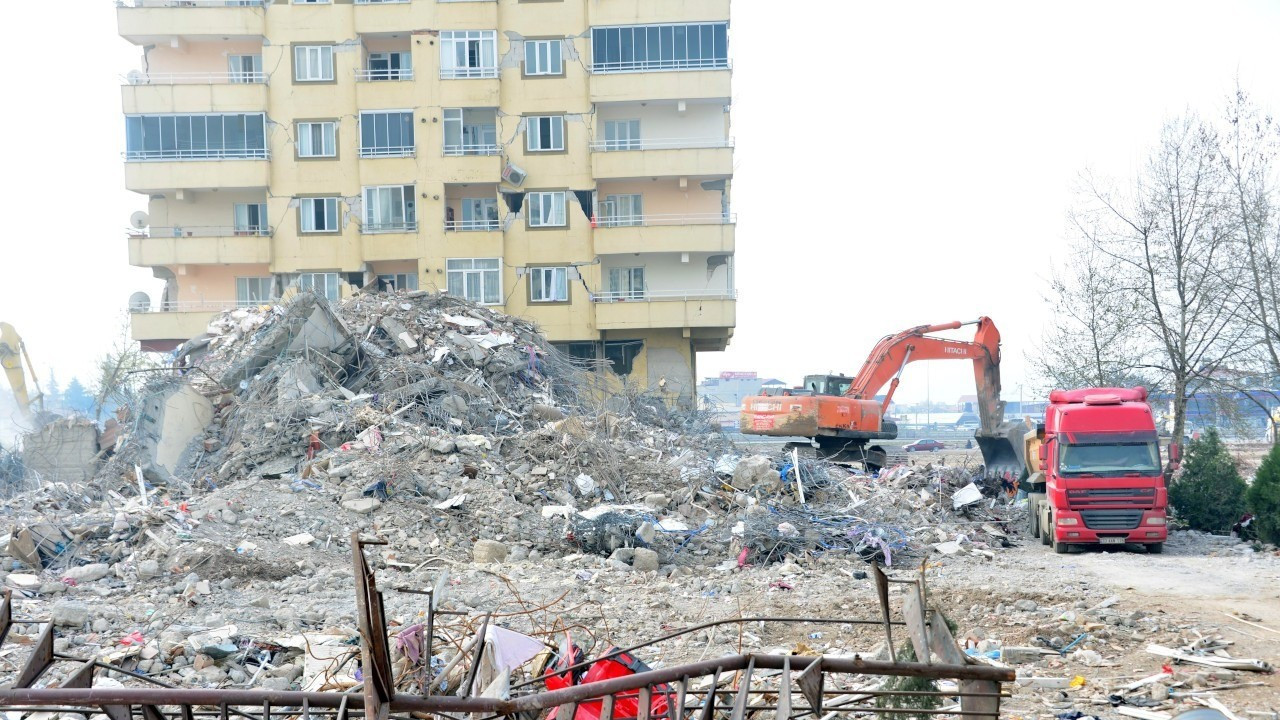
129,226,272,266
591,141,733,179
361,229,424,262
124,156,270,193
593,214,734,254
122,75,268,114
592,291,736,331
130,301,233,351
588,0,729,26
360,221,418,234
117,1,265,45
591,67,730,103
353,0,416,35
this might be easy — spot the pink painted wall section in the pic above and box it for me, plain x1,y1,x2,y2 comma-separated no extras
145,40,264,76
595,180,723,216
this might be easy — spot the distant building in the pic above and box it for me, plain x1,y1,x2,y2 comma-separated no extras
698,372,784,429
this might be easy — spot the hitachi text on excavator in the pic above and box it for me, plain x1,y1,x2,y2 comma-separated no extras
738,318,1024,473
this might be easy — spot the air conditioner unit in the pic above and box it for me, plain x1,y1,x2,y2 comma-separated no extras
501,162,527,187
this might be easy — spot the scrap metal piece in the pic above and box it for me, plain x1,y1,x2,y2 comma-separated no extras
774,656,791,720
142,705,166,720
796,658,824,715
102,705,132,720
698,667,720,720
352,533,393,720
675,676,689,720
637,686,650,720
62,659,97,689
872,564,895,656
16,622,54,688
0,590,11,647
599,690,615,720
730,657,754,720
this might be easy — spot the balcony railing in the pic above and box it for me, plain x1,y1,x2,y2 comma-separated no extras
442,143,500,156
589,137,734,152
118,0,264,7
592,58,730,74
362,221,418,234
124,148,269,161
125,71,266,84
444,218,500,232
355,68,414,81
129,300,242,314
133,225,272,237
595,212,735,227
355,0,409,4
358,146,416,158
591,289,737,302
440,67,498,79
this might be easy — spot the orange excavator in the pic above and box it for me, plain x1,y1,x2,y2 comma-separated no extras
739,317,1024,473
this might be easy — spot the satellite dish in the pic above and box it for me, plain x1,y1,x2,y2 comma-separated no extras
128,292,152,312
130,211,150,230
126,70,147,85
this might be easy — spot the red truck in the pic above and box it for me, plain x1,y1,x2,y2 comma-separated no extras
1024,387,1178,554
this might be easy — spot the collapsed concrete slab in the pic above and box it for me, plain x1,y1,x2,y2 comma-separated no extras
220,293,352,390
135,383,214,481
22,417,99,484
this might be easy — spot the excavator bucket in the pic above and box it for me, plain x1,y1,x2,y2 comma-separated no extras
974,421,1027,478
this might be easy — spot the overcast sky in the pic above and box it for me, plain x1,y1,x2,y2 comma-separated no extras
1,0,1278,415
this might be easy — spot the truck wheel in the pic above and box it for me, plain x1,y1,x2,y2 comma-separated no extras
1147,543,1163,554
1053,537,1070,554
1041,523,1051,545
1028,507,1040,540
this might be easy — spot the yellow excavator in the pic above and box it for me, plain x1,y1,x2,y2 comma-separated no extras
1,322,44,420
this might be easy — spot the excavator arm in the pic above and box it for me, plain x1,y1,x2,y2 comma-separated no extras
845,317,1005,433
844,317,1023,474
1,322,43,420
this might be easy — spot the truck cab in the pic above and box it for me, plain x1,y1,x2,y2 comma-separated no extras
1025,387,1170,554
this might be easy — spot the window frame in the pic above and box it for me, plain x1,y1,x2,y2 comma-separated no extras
299,196,341,234
366,51,412,80
600,193,643,227
440,30,498,79
603,119,641,150
591,23,729,74
607,266,646,299
228,54,263,83
296,120,338,159
445,258,502,305
358,110,415,157
293,44,336,83
453,197,500,231
296,272,342,302
526,115,566,153
528,266,570,303
124,113,267,160
235,276,275,307
233,202,269,235
523,38,565,77
442,108,499,155
377,273,419,292
362,184,417,234
527,191,568,229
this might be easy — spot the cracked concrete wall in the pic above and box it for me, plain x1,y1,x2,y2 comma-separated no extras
136,384,214,481
22,420,100,484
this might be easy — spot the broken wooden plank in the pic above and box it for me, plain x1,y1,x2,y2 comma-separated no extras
1147,644,1274,673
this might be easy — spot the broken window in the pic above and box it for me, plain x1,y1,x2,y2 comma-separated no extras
604,340,643,376
377,273,418,292
297,272,341,301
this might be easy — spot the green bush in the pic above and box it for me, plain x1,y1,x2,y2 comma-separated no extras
1247,442,1280,545
1169,429,1248,534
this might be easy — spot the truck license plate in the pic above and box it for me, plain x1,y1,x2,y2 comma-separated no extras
1098,536,1126,545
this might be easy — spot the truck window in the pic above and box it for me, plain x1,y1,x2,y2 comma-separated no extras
1059,442,1160,475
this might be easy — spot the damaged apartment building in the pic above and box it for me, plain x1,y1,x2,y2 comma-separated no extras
119,0,735,404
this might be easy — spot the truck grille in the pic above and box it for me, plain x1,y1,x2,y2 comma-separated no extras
1080,510,1143,530
1073,487,1152,497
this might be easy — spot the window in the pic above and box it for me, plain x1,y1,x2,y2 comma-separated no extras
124,113,267,160
446,258,501,304
294,0,331,4
524,39,563,76
363,185,416,233
529,267,569,302
294,45,335,82
377,273,419,291
440,31,497,78
591,23,729,73
526,115,565,152
367,51,411,80
557,342,599,363
604,340,643,376
600,194,642,227
228,54,263,83
527,191,566,227
300,197,340,233
452,198,499,230
603,119,641,150
297,272,342,301
442,108,498,155
297,121,336,158
234,203,268,234
236,277,275,306
359,111,414,157
607,267,645,299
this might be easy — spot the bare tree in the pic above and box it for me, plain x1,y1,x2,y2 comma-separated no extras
93,317,162,419
1076,114,1250,443
1028,236,1155,393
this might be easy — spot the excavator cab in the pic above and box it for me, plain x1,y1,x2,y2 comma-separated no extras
802,374,855,396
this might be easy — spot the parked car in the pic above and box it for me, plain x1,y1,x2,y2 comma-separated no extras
903,439,945,452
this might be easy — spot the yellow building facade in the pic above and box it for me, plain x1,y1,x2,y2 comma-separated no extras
118,0,734,403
